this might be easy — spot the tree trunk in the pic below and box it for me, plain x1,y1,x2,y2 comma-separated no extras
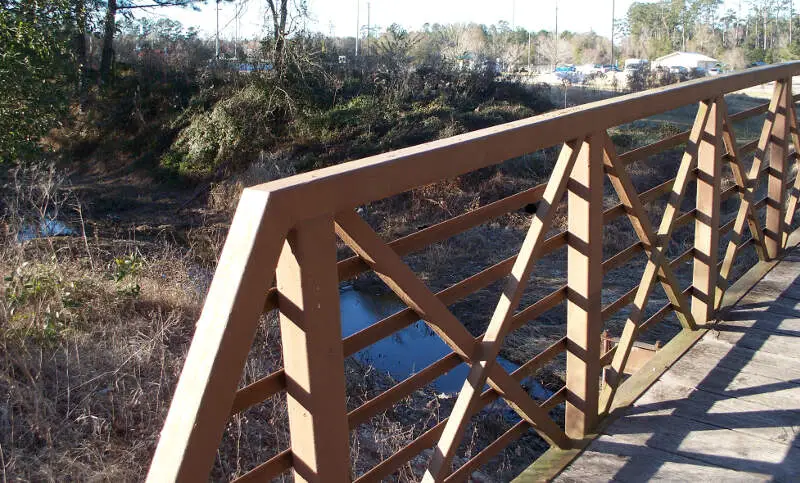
265,0,289,77
72,0,88,104
274,0,288,77
100,0,117,83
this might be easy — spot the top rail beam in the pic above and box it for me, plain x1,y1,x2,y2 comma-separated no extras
253,64,800,222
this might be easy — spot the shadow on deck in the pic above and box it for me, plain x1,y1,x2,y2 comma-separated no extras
525,237,800,482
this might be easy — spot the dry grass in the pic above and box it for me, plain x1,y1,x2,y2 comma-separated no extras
0,164,529,482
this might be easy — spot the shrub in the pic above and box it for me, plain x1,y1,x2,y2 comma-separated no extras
162,82,283,176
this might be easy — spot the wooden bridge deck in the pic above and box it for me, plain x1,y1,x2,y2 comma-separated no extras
553,246,800,482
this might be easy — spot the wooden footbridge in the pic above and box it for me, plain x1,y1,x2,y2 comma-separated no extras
148,63,800,482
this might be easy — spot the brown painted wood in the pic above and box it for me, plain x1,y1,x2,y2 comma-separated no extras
549,234,800,483
717,98,769,309
354,342,566,482
599,121,700,414
230,369,286,416
765,80,790,259
445,421,531,482
783,101,800,246
254,64,800,224
691,98,723,323
426,139,583,480
150,66,800,482
146,190,289,482
276,216,351,482
564,135,605,440
335,210,571,474
233,449,293,482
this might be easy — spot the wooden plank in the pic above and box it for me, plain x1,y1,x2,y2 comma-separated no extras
513,328,709,483
717,98,770,308
426,139,584,480
355,353,563,483
687,336,800,382
602,242,645,274
347,316,564,429
565,134,605,440
729,99,770,122
632,379,800,449
599,114,701,413
276,216,350,482
638,302,676,333
660,351,800,411
603,174,695,226
348,353,461,428
513,230,800,482
146,190,289,482
615,97,769,167
618,131,689,166
692,98,723,323
230,369,286,416
708,319,800,356
738,285,800,314
765,80,790,259
553,439,771,482
335,209,571,474
601,287,637,322
445,421,530,482
783,100,800,246
335,182,547,281
233,449,293,482
756,253,800,286
254,64,800,224
342,233,566,358
603,411,800,479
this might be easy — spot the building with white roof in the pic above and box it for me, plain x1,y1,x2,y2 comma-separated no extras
652,52,719,71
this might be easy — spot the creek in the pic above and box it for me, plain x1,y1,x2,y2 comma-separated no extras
340,285,552,400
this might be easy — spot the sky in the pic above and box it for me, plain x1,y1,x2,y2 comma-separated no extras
147,0,744,42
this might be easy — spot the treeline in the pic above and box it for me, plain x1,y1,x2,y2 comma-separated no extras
622,0,800,66
4,0,799,166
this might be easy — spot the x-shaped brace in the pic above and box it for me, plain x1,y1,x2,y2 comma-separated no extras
333,203,572,480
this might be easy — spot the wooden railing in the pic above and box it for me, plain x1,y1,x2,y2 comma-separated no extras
147,63,800,482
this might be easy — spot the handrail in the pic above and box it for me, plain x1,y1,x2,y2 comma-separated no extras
254,63,799,221
147,62,800,482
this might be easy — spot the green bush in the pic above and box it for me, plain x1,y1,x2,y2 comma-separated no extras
162,82,281,176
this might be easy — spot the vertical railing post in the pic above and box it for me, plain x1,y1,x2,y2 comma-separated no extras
765,78,791,259
565,134,604,439
691,98,723,324
276,216,350,482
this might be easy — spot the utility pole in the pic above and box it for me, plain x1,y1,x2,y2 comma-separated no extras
355,0,360,56
554,0,558,69
234,1,240,59
610,0,615,68
528,30,532,71
215,0,220,59
367,1,371,56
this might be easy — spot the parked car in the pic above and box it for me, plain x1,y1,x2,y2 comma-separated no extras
748,61,768,68
624,58,649,71
669,65,689,75
577,63,605,75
